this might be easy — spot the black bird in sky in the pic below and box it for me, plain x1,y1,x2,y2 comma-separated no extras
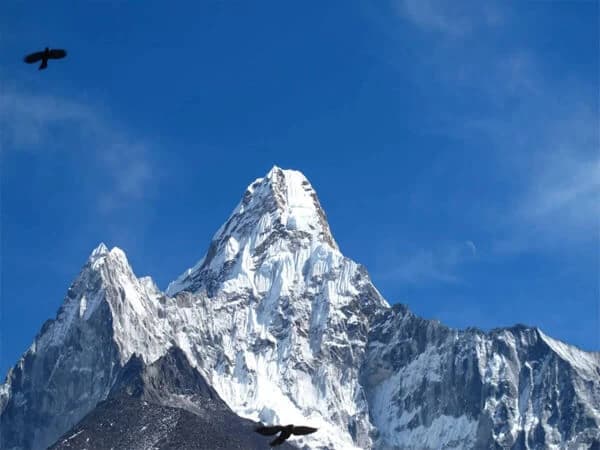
24,47,67,70
255,424,318,447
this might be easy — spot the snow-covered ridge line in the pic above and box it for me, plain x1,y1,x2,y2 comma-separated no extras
538,328,600,380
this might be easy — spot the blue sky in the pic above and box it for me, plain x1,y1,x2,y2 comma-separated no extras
1,0,598,377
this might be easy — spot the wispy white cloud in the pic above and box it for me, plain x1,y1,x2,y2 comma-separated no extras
468,109,597,255
393,0,504,37
494,131,599,253
96,142,155,213
0,85,158,215
457,56,599,252
374,0,598,256
0,89,95,149
381,240,478,285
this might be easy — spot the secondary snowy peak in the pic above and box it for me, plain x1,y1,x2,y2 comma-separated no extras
167,166,338,295
35,243,135,350
0,243,169,450
43,243,165,358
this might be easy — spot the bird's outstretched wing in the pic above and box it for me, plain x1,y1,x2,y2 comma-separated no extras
292,426,318,435
270,429,292,446
24,51,44,63
255,425,284,436
48,49,67,59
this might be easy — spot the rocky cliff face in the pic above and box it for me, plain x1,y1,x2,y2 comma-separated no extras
363,306,600,449
1,166,599,450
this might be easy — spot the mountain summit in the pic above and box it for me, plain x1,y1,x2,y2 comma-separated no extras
167,166,339,295
1,167,599,450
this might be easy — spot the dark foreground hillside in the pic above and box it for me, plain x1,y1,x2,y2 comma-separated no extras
50,348,296,450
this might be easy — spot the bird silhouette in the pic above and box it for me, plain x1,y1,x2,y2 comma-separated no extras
24,47,67,70
255,424,318,447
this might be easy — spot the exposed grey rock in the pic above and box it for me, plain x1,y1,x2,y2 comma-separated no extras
363,309,600,449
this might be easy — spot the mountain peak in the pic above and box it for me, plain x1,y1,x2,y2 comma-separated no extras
89,242,109,259
244,167,335,245
167,167,339,295
243,166,337,246
88,243,129,266
265,164,284,178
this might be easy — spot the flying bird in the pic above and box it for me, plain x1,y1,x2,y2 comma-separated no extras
255,424,318,447
24,47,67,70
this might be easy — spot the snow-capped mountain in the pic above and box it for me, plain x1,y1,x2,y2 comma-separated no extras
1,166,599,450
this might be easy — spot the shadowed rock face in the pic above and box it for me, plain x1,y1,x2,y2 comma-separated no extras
0,295,121,450
2,167,600,450
50,348,296,450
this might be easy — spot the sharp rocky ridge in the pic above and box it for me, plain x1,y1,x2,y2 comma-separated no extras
1,166,599,450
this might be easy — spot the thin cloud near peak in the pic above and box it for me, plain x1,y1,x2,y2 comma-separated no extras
0,85,160,216
393,0,504,37
380,240,478,285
